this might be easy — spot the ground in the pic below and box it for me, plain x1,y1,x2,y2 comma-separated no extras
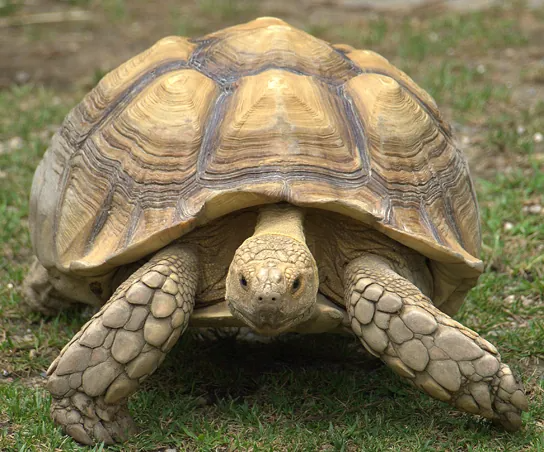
0,0,543,451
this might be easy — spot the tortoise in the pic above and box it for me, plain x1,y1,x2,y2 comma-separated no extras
24,17,527,445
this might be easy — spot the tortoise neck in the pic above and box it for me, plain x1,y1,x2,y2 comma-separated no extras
253,204,306,244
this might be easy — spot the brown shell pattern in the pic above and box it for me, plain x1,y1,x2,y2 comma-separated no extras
30,17,482,312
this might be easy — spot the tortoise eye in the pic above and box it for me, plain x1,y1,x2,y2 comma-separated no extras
240,275,248,289
292,277,301,292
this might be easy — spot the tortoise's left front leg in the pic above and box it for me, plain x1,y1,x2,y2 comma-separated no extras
46,242,198,445
345,254,528,431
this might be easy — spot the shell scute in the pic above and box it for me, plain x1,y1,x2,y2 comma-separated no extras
191,18,358,84
29,18,482,314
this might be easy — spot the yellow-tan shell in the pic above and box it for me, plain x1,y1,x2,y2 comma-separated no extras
29,17,483,315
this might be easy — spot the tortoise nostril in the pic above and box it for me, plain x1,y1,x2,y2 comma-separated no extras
256,292,281,303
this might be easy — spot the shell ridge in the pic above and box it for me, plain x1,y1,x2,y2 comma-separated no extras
338,84,372,182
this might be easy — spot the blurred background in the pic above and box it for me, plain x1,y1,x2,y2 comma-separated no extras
1,0,544,174
1,1,543,450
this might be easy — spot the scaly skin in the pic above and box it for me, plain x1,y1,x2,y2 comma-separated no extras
46,243,199,445
225,205,319,335
345,253,528,431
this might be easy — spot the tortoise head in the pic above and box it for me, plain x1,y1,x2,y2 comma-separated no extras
225,234,319,336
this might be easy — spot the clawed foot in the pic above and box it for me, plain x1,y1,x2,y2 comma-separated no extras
51,392,136,445
345,255,529,431
456,363,528,432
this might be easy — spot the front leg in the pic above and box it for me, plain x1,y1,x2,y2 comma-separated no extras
345,254,528,431
46,243,198,445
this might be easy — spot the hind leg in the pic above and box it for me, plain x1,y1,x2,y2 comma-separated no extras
23,257,110,315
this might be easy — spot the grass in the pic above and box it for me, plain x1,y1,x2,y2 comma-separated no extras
1,3,543,451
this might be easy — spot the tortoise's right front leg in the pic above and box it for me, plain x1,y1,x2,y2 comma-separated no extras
46,243,198,445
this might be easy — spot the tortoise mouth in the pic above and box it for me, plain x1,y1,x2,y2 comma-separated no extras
227,302,314,336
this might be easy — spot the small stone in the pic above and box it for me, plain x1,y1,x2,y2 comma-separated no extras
125,306,149,331
354,278,373,293
79,321,109,348
47,375,71,396
8,136,24,150
68,372,82,389
427,360,461,391
363,284,383,302
171,309,186,328
126,282,154,305
104,374,139,404
151,292,177,318
397,339,429,371
377,293,402,313
126,349,163,379
353,298,374,324
111,330,146,364
141,272,167,289
473,354,500,377
361,323,388,353
415,373,451,401
401,307,438,334
388,317,413,344
82,359,123,397
533,132,543,143
526,204,542,215
503,221,514,232
66,424,93,446
161,278,178,295
161,327,182,352
383,355,415,378
434,327,484,361
102,300,132,328
456,394,479,414
56,345,93,376
374,311,390,329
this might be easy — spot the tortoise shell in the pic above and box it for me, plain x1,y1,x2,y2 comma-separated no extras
29,17,483,315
